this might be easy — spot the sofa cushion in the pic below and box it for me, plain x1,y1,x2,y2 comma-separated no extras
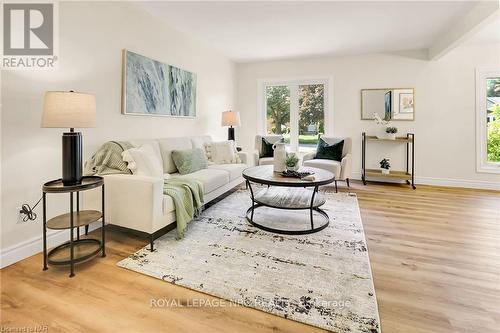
190,135,212,149
315,138,344,162
158,137,193,173
122,144,163,178
162,195,175,214
171,148,208,175
209,163,246,181
129,139,162,164
303,159,341,179
259,157,274,166
205,141,241,164
171,168,229,193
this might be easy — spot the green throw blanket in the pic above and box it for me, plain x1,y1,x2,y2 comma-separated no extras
85,141,204,238
164,178,204,238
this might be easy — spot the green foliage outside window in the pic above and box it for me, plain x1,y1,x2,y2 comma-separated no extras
487,104,500,162
266,86,290,134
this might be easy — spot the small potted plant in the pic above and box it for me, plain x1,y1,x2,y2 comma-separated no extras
385,126,398,140
286,153,300,171
380,158,391,174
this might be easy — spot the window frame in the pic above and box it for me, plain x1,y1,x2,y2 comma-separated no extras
257,77,333,152
476,68,500,174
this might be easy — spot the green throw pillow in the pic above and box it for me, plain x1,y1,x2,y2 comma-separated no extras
171,148,208,175
260,137,284,158
315,138,344,162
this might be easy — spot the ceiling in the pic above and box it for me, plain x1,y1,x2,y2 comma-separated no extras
140,1,497,63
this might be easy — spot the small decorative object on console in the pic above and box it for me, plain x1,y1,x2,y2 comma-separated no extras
380,158,391,174
385,126,398,140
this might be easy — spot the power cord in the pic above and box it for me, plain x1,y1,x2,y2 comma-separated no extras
20,196,42,222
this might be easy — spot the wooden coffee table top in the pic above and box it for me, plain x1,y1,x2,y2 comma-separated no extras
242,165,335,187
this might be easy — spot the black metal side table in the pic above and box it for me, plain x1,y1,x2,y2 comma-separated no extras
42,176,105,277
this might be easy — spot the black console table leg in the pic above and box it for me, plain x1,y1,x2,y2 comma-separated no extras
42,193,48,271
69,192,75,278
76,191,80,240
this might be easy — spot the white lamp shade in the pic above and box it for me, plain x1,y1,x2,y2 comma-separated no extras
42,91,96,128
221,110,241,127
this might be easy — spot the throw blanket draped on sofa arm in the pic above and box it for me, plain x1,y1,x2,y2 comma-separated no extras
163,178,204,238
84,141,204,238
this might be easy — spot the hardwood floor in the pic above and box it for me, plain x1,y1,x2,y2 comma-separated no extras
1,181,499,333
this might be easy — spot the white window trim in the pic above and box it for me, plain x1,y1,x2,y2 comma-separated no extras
476,68,500,174
257,76,333,152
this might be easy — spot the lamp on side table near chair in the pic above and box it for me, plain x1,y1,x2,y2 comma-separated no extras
302,137,352,192
221,110,241,141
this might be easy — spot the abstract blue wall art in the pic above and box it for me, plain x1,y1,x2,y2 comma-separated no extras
122,50,197,117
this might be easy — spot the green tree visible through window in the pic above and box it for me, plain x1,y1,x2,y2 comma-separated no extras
299,84,325,135
266,86,290,134
487,78,500,162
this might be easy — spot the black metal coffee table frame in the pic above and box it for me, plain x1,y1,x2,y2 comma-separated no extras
242,166,335,235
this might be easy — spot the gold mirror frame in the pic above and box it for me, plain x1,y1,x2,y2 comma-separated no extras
361,88,415,121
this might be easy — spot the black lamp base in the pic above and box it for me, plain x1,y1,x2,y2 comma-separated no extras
228,126,235,141
62,131,83,186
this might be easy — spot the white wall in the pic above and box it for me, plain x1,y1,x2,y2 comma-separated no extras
236,44,500,189
0,2,235,262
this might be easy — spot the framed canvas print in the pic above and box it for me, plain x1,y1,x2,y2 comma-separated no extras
122,50,197,117
398,92,414,113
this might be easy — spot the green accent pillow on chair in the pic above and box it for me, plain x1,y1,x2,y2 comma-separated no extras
171,148,208,175
260,137,284,158
315,138,344,162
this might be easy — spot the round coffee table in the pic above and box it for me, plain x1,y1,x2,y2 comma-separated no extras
242,165,335,235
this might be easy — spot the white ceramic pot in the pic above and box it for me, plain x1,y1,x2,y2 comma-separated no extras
386,133,396,140
381,168,390,175
286,165,299,171
376,127,386,139
272,142,287,173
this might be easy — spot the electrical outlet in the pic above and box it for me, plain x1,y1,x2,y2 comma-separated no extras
17,207,26,224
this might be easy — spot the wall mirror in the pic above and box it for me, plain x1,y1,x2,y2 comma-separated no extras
361,88,415,121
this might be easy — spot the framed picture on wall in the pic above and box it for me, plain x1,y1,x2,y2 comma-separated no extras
384,90,392,121
121,49,197,117
398,92,414,113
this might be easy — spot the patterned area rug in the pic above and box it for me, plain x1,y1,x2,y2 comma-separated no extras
118,189,380,333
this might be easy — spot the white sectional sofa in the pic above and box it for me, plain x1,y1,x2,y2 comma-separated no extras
83,135,249,250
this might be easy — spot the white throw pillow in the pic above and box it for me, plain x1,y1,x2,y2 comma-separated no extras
122,144,163,178
204,141,241,164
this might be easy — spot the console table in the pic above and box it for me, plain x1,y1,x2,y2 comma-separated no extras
361,132,416,189
42,176,105,277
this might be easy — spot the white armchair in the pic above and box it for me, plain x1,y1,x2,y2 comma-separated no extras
302,137,352,192
252,135,284,166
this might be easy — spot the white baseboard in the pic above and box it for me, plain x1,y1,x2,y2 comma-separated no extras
350,172,500,190
0,223,101,269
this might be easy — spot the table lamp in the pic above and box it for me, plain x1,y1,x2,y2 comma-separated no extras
42,91,96,186
221,110,240,141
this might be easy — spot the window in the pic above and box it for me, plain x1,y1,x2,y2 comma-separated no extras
263,79,329,154
476,69,500,173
